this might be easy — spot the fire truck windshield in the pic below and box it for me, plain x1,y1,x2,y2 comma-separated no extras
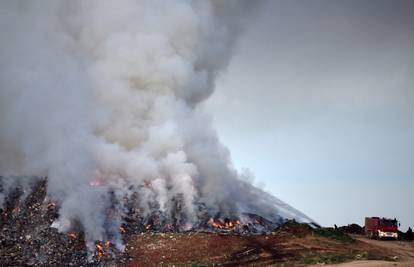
380,219,398,227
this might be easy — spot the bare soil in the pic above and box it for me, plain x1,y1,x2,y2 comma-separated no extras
123,228,414,266
319,236,414,267
313,260,414,267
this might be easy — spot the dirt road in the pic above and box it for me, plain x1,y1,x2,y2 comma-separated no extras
357,237,414,260
318,237,414,267
322,260,414,266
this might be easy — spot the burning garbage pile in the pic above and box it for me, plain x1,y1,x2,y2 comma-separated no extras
0,178,125,266
0,177,308,266
127,211,279,234
0,1,314,266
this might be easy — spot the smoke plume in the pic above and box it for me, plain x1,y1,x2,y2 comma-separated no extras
0,0,311,249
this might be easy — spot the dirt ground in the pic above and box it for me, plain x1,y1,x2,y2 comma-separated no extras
123,226,414,266
354,236,414,261
320,236,414,267
316,260,414,267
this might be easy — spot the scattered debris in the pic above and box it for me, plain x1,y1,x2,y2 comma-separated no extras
0,179,127,266
392,255,399,261
0,178,283,266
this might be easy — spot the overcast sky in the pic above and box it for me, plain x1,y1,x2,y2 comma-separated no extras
203,0,414,230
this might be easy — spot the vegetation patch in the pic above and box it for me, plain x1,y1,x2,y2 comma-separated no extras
303,251,363,265
314,228,356,243
274,220,314,237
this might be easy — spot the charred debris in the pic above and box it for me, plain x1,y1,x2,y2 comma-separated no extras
0,177,302,266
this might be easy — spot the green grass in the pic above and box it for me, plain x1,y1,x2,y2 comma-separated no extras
302,250,395,265
303,251,365,265
314,228,356,243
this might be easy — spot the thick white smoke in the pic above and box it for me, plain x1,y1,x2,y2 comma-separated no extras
0,0,310,249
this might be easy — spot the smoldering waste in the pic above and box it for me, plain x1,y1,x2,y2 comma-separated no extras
0,177,294,266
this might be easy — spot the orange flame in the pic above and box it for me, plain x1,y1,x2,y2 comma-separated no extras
95,240,111,259
208,218,240,229
67,232,78,240
96,243,104,258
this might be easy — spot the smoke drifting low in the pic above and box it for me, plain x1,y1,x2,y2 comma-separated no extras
0,0,310,249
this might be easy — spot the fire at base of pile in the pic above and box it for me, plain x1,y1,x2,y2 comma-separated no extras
0,178,286,266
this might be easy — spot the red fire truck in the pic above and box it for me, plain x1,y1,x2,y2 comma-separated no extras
365,217,399,240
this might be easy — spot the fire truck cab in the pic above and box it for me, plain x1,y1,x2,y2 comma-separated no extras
365,217,399,240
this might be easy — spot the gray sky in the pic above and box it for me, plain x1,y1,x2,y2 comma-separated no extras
204,0,414,230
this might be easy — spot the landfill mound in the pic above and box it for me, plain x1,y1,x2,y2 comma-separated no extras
1,179,410,266
0,178,288,266
0,180,126,266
